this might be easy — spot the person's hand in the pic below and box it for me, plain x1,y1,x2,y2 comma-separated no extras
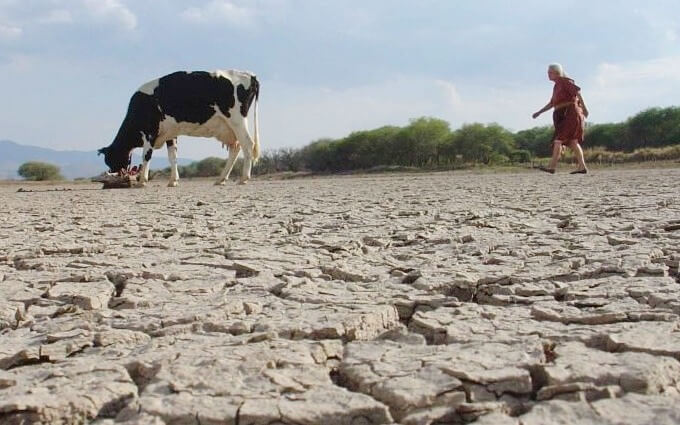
532,111,541,119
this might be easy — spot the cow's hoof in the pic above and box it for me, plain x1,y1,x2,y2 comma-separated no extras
238,180,248,185
214,180,226,186
136,182,148,188
167,181,178,188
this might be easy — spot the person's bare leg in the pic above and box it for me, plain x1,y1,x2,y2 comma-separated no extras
548,140,564,170
569,140,587,171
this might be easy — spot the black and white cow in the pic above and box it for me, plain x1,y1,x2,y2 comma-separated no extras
98,70,260,187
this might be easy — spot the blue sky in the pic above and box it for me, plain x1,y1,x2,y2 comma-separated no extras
1,0,679,160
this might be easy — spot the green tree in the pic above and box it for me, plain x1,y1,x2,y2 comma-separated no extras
362,126,401,167
453,123,515,164
397,117,451,166
333,132,365,170
585,123,626,150
513,126,553,157
300,138,336,172
18,161,64,181
275,148,304,172
625,107,680,150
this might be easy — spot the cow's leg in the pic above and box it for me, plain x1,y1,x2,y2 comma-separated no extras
215,143,241,186
229,121,255,184
137,136,155,187
166,138,179,187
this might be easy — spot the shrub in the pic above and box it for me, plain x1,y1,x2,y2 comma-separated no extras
17,161,64,181
195,157,226,177
509,149,533,163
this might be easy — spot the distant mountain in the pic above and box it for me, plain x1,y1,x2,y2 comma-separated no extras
0,140,192,180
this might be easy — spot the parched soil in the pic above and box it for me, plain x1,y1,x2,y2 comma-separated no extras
1,168,680,424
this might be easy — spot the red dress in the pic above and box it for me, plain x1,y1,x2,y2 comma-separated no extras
551,77,585,143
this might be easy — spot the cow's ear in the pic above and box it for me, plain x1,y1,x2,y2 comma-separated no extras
97,147,108,156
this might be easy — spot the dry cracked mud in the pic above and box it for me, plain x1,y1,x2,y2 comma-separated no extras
1,168,680,424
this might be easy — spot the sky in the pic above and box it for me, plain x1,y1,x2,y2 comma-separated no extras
1,0,680,160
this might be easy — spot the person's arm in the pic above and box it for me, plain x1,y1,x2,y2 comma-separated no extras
577,93,589,118
532,101,552,119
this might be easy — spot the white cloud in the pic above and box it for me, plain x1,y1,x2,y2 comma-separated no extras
82,0,137,31
586,56,680,122
595,56,680,87
0,22,21,40
435,79,550,131
36,9,73,25
181,0,256,26
261,77,441,146
435,80,463,109
0,0,20,12
633,7,680,45
2,1,136,33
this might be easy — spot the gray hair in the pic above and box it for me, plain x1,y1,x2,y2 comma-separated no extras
548,63,566,77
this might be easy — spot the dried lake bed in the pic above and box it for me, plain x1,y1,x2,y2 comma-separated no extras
1,168,680,424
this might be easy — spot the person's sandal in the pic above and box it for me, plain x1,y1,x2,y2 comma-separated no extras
539,166,555,174
569,169,588,174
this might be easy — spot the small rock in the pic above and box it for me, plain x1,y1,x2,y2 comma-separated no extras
244,302,262,315
46,281,116,310
247,331,277,343
362,236,386,247
94,329,152,347
320,266,367,282
402,270,422,284
390,269,407,277
607,235,637,246
232,262,260,278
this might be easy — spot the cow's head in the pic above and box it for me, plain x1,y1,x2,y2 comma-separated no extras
98,146,131,173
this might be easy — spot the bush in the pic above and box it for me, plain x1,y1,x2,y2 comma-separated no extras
559,145,680,165
509,149,533,163
18,162,64,181
172,157,227,178
195,157,226,177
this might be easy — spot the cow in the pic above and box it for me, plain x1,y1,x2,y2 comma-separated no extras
98,70,260,187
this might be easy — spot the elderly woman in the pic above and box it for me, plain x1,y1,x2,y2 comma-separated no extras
532,63,589,174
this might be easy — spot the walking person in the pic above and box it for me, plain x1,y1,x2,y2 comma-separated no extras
532,63,589,174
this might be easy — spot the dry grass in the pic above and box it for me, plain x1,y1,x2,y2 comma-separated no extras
558,145,680,164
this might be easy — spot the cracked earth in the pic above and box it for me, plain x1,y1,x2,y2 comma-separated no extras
1,168,680,424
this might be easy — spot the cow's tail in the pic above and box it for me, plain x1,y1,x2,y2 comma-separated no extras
252,97,260,163
251,76,260,164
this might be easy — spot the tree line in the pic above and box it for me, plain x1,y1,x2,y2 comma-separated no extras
245,105,680,174
16,106,680,180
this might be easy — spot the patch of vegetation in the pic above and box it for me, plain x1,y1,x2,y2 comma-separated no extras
17,161,64,181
